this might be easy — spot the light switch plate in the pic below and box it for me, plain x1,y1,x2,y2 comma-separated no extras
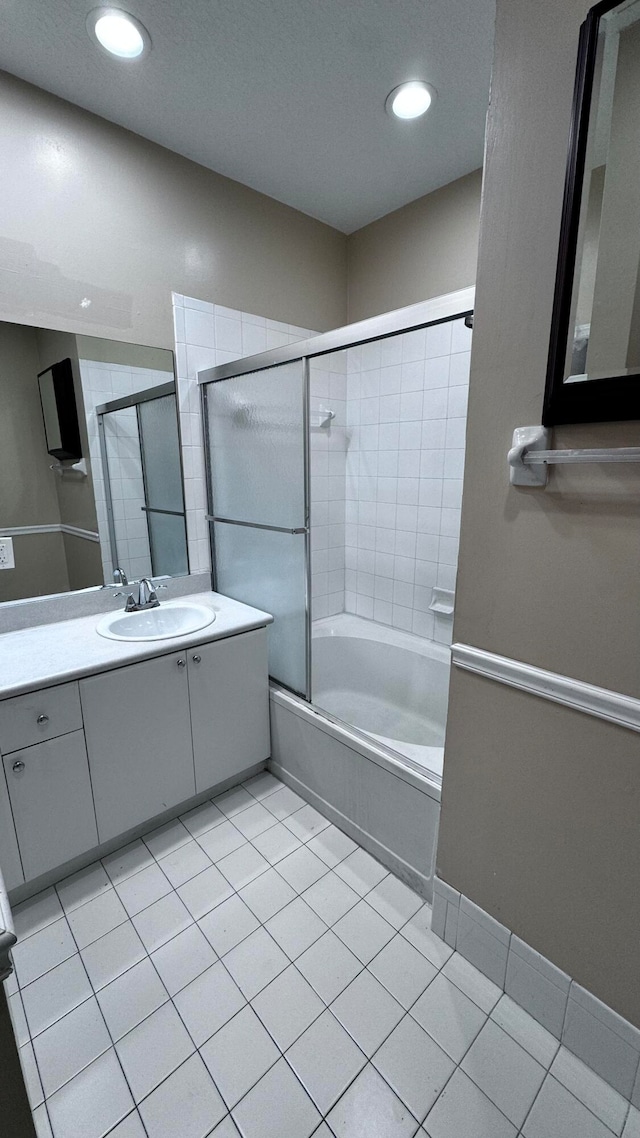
0,537,15,569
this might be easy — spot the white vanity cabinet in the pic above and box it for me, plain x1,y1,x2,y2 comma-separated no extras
80,650,195,843
188,629,269,792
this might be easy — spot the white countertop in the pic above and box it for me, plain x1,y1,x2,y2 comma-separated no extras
0,592,273,700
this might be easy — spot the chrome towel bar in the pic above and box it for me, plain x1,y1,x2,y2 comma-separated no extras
509,427,640,486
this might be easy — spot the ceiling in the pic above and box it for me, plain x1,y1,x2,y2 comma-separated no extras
0,0,495,233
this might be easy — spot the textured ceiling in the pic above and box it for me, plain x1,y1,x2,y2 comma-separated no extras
0,0,495,232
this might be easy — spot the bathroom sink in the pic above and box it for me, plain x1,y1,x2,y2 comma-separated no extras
96,601,216,642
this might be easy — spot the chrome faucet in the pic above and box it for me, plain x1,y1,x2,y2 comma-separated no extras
124,578,161,612
113,566,128,586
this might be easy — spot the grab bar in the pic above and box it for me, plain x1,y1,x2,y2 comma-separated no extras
509,427,640,486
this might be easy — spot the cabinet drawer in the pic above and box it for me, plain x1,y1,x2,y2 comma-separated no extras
0,683,82,754
4,731,98,881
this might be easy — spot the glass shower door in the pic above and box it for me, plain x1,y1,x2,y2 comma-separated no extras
203,360,309,697
138,393,188,577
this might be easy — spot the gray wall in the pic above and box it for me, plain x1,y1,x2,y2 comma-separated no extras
0,70,348,347
347,169,482,322
437,0,640,1026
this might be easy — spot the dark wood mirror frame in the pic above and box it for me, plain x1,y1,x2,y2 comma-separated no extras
543,0,640,426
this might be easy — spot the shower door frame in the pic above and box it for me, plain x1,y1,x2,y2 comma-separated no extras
199,286,475,703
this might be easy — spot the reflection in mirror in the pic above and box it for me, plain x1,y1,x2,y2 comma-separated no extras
568,0,640,383
0,323,188,604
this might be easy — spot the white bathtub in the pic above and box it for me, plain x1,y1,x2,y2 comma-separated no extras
269,614,449,899
312,615,450,780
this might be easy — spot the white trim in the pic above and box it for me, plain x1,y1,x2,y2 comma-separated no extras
0,524,100,543
452,642,640,734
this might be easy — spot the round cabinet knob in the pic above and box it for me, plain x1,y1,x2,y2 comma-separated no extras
12,760,25,773
192,654,201,664
37,714,49,725
177,658,186,668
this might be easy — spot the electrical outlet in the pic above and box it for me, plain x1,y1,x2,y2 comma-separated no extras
0,537,15,569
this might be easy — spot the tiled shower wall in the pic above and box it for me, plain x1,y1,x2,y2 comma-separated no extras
342,316,471,644
172,294,320,578
79,360,173,582
309,355,347,619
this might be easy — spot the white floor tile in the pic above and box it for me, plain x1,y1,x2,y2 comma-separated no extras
422,1068,517,1138
180,799,225,838
115,1001,195,1102
67,891,129,950
201,1005,279,1108
12,917,76,987
173,961,246,1046
265,897,327,959
296,930,363,1003
217,844,270,890
158,840,212,888
115,864,172,917
369,934,438,1010
143,818,191,860
56,863,112,913
366,875,423,929
231,801,278,839
199,894,259,956
102,840,155,886
327,1063,417,1137
231,1057,321,1138
283,804,331,842
80,922,147,992
20,1041,44,1107
522,1074,615,1138
402,905,454,968
276,846,328,893
251,822,302,865
13,889,63,942
46,1048,134,1138
286,1009,366,1114
243,771,283,800
306,825,358,868
263,785,307,820
106,1112,147,1137
238,867,297,922
223,927,289,1000
21,955,92,1038
461,1019,546,1127
491,995,560,1069
623,1106,640,1137
177,864,234,919
373,1014,455,1120
132,892,193,953
334,848,389,896
151,923,217,995
32,1103,53,1138
331,970,404,1057
97,957,169,1040
33,997,111,1097
214,785,255,817
252,964,324,1050
333,899,395,964
442,952,502,1014
302,872,359,926
138,1052,226,1138
411,974,487,1062
550,1045,629,1134
196,819,246,862
211,1118,242,1137
8,992,29,1046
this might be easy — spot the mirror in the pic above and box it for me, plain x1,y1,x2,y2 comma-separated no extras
544,0,640,425
0,321,188,604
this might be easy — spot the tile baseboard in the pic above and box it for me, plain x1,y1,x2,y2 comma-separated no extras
432,876,640,1102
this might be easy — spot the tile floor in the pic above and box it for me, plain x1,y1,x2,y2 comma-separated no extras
7,771,640,1138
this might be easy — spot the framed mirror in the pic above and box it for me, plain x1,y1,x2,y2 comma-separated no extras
0,321,189,604
544,0,640,425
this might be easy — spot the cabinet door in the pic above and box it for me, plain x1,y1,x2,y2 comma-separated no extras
189,629,270,793
81,652,195,843
4,731,98,881
0,768,23,891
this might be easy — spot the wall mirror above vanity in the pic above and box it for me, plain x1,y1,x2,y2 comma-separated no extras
0,320,189,604
544,0,640,425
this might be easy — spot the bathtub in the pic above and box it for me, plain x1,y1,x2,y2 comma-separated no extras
269,614,450,899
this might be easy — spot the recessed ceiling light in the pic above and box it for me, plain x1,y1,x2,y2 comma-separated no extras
87,8,151,59
386,81,436,120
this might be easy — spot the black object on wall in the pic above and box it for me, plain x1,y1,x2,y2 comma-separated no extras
37,358,82,461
